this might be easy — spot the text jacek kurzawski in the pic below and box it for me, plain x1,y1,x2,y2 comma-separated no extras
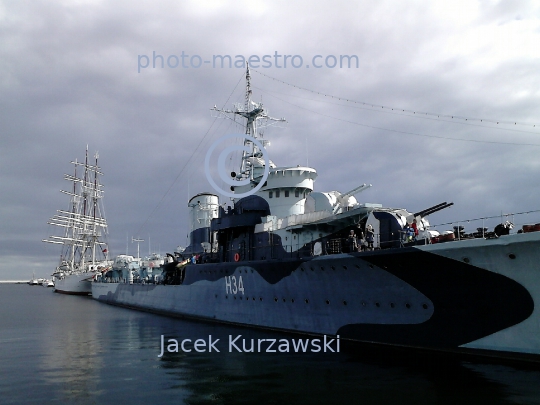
158,334,340,356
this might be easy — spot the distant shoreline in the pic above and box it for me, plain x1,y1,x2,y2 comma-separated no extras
0,280,31,284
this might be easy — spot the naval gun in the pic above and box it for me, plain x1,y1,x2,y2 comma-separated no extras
342,183,373,199
333,183,373,214
413,202,454,218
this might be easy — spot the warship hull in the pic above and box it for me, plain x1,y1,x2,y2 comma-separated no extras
92,231,540,362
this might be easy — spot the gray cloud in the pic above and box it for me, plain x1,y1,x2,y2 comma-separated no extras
1,0,540,279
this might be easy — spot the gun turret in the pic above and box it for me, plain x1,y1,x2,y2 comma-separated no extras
332,184,373,215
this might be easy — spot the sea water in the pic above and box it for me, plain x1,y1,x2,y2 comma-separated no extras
1,284,540,405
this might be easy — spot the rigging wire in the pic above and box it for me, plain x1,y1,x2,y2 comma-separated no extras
133,72,245,237
177,98,246,194
252,85,540,136
259,90,540,147
430,209,540,228
252,69,540,130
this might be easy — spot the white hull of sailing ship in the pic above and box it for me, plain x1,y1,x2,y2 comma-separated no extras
54,272,95,295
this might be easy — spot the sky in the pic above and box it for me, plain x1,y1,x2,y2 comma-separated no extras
1,0,540,280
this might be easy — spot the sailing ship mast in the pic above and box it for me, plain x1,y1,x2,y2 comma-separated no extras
43,147,109,273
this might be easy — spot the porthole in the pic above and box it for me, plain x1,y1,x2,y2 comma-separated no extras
234,296,237,300
508,253,516,259
355,264,361,269
274,298,278,302
331,266,335,271
369,264,374,269
305,299,309,304
260,297,263,301
325,300,330,305
343,265,348,270
282,298,286,302
463,257,470,263
291,299,295,303
390,303,395,308
405,303,411,309
361,301,367,307
321,267,325,271
343,300,347,306
422,303,428,309
375,302,380,307
252,297,255,301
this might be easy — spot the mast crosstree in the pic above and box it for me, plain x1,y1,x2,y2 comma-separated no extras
211,64,287,182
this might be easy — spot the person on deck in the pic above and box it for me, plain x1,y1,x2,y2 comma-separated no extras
404,222,414,242
347,230,357,253
357,228,365,251
411,219,419,239
365,224,375,250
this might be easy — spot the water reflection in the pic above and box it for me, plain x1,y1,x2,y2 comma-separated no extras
3,284,540,405
38,291,104,403
464,363,540,405
154,321,540,405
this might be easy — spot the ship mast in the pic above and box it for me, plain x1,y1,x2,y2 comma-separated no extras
81,146,89,271
212,64,286,183
91,151,99,266
70,160,78,271
43,147,109,272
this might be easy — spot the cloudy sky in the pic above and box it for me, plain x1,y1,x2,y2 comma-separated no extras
1,0,539,280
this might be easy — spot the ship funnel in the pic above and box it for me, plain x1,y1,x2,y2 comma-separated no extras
186,193,219,254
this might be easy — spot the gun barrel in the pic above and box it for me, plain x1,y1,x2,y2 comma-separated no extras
414,202,453,218
414,202,447,217
342,183,372,199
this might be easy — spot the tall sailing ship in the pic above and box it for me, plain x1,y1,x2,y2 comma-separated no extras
43,148,111,295
92,67,540,362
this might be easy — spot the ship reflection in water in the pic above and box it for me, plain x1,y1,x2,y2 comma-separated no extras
157,324,540,405
3,284,540,405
